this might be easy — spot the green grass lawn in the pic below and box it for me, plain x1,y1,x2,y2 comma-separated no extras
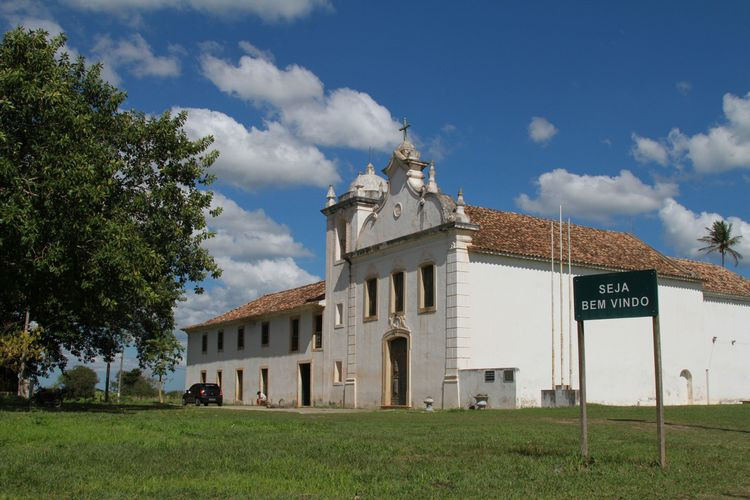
0,402,748,498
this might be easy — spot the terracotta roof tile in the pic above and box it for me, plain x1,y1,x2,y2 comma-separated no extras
672,258,750,298
465,205,695,280
184,281,325,331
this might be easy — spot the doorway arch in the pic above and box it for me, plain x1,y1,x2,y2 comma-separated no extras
382,331,410,407
679,369,693,405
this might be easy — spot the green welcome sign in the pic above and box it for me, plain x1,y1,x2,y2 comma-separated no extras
574,269,659,321
573,268,666,467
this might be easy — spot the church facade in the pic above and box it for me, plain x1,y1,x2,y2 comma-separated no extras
184,135,750,409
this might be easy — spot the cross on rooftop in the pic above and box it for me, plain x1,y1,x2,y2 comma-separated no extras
399,117,410,141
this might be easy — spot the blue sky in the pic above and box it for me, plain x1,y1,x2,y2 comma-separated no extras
5,1,749,391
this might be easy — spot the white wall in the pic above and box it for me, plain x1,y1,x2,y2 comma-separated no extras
349,232,452,408
185,307,328,406
468,253,750,406
701,297,750,403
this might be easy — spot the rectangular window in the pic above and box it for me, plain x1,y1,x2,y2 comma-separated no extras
290,317,299,352
261,322,269,347
236,370,243,402
419,264,436,311
335,303,344,326
391,271,405,314
201,334,207,353
334,360,343,384
365,277,378,319
237,326,245,350
217,370,223,389
200,370,206,384
484,370,496,383
217,330,224,351
313,314,323,350
504,369,515,383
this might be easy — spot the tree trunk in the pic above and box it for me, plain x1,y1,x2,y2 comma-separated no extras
158,376,164,404
104,361,111,402
17,307,30,398
117,350,124,401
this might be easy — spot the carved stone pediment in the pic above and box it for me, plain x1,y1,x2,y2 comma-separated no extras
388,313,410,332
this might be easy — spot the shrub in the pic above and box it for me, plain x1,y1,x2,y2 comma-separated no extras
59,366,98,399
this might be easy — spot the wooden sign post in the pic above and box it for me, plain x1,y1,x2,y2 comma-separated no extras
573,269,665,467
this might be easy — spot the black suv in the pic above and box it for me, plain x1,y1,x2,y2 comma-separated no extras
183,383,223,406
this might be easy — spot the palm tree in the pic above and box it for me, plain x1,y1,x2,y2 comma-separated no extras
698,220,743,267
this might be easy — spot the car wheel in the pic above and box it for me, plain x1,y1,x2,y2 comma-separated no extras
182,398,188,406
217,401,222,407
203,402,208,406
194,398,201,407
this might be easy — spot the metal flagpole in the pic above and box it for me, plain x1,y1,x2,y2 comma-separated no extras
550,221,555,389
559,206,564,387
568,218,573,386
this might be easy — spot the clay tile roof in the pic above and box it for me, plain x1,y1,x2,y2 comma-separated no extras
184,281,325,331
671,258,750,298
465,205,695,280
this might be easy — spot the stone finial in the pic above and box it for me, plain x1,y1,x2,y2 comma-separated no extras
326,185,336,207
366,162,375,175
427,161,438,193
455,187,469,222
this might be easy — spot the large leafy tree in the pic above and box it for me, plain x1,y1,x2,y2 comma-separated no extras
142,334,184,403
698,220,743,267
116,368,157,398
0,28,221,382
59,365,98,399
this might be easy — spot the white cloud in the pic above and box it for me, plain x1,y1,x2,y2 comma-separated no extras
175,257,319,329
200,48,401,151
528,116,558,144
425,123,457,161
631,133,669,165
205,192,310,260
92,34,180,85
238,40,274,61
676,81,692,96
1,1,59,31
174,191,320,329
10,17,64,35
281,88,401,150
634,91,750,173
516,168,677,221
200,52,323,107
177,107,339,189
62,0,331,22
658,198,750,263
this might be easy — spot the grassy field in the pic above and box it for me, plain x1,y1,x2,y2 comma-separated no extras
0,402,748,498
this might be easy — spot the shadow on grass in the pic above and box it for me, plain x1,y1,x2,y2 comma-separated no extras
608,418,750,434
509,443,570,458
0,400,182,414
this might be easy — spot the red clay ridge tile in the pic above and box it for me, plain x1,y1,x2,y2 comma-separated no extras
184,281,325,331
672,258,750,298
465,205,695,280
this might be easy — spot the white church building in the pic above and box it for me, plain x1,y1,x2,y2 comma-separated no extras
184,132,750,409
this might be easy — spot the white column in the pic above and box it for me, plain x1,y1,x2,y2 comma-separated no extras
343,272,358,408
443,233,472,408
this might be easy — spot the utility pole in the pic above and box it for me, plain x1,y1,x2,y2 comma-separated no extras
117,348,124,401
